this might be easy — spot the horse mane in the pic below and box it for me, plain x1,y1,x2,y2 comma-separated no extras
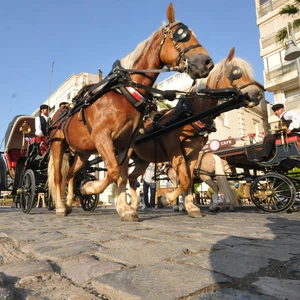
208,57,254,86
120,24,164,69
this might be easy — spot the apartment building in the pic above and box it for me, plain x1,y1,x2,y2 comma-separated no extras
256,0,300,125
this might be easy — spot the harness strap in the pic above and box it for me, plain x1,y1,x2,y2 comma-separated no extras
81,109,93,134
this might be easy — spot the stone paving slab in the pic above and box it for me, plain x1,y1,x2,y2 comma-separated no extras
0,206,300,299
92,262,229,300
252,276,300,300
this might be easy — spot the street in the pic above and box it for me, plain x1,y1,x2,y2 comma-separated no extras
0,205,300,299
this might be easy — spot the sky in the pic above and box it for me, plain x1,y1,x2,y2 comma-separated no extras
0,0,268,150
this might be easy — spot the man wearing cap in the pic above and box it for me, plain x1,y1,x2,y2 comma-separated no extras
35,104,50,137
260,103,300,161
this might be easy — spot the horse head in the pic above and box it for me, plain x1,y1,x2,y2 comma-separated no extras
128,3,213,81
206,47,265,106
159,3,214,79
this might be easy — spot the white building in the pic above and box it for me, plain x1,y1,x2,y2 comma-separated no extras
255,0,300,127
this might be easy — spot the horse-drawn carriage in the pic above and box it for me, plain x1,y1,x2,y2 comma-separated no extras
0,4,266,221
0,115,99,213
212,127,300,214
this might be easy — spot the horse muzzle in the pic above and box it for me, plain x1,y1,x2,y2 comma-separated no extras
243,86,265,106
187,53,214,79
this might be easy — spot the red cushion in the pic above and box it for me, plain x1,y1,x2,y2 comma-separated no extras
276,135,300,145
5,149,26,169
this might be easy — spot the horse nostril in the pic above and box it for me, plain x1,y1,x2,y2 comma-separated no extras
256,92,263,101
205,59,214,71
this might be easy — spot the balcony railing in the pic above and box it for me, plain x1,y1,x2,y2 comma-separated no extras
258,0,290,18
261,27,300,50
265,61,296,82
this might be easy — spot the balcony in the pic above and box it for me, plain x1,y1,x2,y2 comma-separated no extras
265,61,296,82
257,0,290,18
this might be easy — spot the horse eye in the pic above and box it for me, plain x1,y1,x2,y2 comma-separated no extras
230,67,242,80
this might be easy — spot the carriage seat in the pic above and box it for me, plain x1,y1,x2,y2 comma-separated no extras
275,135,300,146
28,136,49,156
4,148,27,169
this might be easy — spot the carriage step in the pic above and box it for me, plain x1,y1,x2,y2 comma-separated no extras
275,135,300,146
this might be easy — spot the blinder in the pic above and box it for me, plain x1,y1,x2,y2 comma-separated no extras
173,24,189,42
230,66,242,81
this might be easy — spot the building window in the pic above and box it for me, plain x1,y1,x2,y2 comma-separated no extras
67,93,70,100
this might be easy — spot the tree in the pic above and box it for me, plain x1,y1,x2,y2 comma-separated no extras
276,0,300,43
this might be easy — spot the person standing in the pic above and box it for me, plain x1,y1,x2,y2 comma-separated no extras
35,104,51,137
33,104,51,155
141,162,156,210
260,103,300,161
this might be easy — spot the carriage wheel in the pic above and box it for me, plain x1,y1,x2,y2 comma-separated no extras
20,169,36,214
250,173,296,213
289,191,300,212
80,194,99,212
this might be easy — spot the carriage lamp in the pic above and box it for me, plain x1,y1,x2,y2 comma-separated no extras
284,39,300,61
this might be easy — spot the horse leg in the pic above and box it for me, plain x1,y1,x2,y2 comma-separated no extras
117,159,139,222
48,141,69,216
205,178,220,212
128,158,148,211
184,160,202,217
165,157,201,218
65,155,88,214
80,138,138,221
161,156,187,204
42,193,46,208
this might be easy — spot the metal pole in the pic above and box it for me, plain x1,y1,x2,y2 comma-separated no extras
48,61,55,108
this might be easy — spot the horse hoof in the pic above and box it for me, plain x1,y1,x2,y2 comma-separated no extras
228,208,236,212
188,209,202,218
157,196,168,208
66,207,73,215
122,212,140,222
56,210,67,216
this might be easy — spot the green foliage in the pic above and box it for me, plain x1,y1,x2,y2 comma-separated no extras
288,167,300,179
279,4,298,15
194,183,200,194
208,187,214,195
276,1,300,43
276,28,288,43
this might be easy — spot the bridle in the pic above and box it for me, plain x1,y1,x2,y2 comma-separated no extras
159,21,203,73
216,63,262,94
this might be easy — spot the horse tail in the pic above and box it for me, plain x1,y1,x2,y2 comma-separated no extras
213,155,239,206
48,151,70,203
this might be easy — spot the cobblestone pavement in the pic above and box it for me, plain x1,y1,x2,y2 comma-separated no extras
0,205,300,299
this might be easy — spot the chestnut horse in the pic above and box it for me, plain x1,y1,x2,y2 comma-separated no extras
128,47,265,218
48,3,214,221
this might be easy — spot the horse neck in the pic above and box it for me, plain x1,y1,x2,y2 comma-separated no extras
125,30,163,91
187,79,219,119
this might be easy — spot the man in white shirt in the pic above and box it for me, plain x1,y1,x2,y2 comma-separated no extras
35,104,50,137
260,103,300,161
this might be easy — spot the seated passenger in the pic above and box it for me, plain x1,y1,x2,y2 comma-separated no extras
260,103,300,161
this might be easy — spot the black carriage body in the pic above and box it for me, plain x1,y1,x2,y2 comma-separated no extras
213,134,300,213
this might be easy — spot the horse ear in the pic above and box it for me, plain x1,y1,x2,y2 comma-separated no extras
167,2,175,24
225,47,235,63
